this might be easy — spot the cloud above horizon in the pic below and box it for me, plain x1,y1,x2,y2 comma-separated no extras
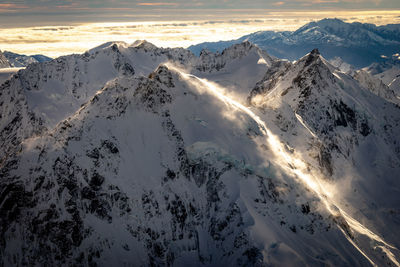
0,0,399,14
0,1,398,28
1,10,400,58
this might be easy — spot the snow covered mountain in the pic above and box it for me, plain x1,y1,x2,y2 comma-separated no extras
1,41,399,266
2,51,51,68
361,54,400,100
329,57,356,76
249,47,400,210
0,40,273,161
326,56,400,104
247,49,400,265
189,18,400,68
353,70,399,104
0,51,11,68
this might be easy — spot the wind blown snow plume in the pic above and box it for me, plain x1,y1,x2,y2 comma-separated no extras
166,62,400,266
0,40,399,266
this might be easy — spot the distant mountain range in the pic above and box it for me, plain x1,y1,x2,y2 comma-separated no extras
0,50,52,84
189,18,400,68
0,50,51,68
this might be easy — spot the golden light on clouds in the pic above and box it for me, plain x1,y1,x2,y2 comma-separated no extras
0,10,399,57
137,2,179,6
0,3,29,13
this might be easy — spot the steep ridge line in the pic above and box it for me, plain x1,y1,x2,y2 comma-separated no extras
164,63,400,267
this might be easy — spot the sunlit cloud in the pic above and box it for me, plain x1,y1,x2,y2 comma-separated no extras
0,3,25,8
0,10,400,57
137,2,179,6
313,0,340,3
290,0,388,5
0,2,29,13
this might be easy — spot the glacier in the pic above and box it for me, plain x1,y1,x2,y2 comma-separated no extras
0,40,399,266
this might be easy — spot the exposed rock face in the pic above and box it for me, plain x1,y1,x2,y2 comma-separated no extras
0,51,11,68
0,42,399,266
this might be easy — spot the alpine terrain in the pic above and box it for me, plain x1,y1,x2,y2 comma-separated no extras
0,51,11,68
2,51,52,68
0,40,399,266
189,18,400,68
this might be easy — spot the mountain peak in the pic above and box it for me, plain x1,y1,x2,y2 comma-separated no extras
197,41,260,59
222,40,255,54
297,18,346,32
132,40,158,50
318,18,346,25
310,48,320,55
148,64,175,88
299,48,324,68
150,64,171,78
88,41,129,54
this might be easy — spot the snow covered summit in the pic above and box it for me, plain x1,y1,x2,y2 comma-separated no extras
0,41,399,266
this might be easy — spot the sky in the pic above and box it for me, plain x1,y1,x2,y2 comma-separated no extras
0,0,400,57
1,0,400,27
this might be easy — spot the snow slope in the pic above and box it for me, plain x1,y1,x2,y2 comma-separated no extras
327,56,400,104
362,55,400,100
329,57,356,76
193,41,275,101
0,42,399,266
354,70,400,104
248,49,400,264
0,41,272,161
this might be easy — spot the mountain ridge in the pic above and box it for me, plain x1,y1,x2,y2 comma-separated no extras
1,51,51,68
0,40,399,266
189,18,400,68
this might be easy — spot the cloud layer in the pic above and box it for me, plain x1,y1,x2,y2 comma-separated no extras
0,10,400,57
0,0,399,11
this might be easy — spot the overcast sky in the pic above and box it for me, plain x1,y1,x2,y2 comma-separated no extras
1,0,400,10
1,0,400,26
